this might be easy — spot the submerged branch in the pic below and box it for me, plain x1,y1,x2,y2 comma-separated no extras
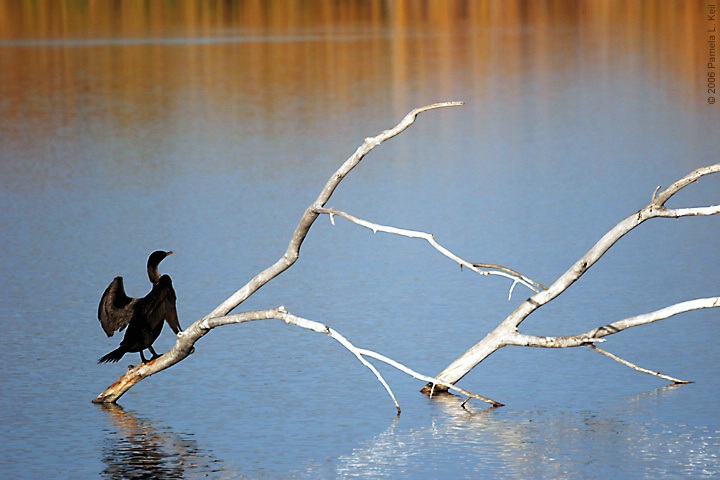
357,348,503,407
96,107,718,410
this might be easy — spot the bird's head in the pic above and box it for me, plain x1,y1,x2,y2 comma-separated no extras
148,250,172,266
147,250,173,283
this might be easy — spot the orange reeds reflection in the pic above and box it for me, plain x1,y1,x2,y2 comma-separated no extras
0,0,707,132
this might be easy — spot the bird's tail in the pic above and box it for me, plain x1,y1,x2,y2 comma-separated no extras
98,347,127,363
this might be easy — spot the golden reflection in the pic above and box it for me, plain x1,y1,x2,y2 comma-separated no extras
0,0,707,119
0,0,710,187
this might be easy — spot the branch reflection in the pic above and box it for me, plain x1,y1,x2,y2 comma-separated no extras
98,403,234,479
335,388,717,478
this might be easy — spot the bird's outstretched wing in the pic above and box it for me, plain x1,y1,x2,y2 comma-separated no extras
164,284,181,334
140,275,182,335
158,275,181,334
98,276,138,337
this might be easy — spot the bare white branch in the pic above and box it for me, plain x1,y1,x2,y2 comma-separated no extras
274,310,403,414
427,164,720,392
504,296,720,349
206,102,465,320
507,333,605,348
585,297,720,339
588,345,691,384
652,163,720,206
315,206,545,293
654,205,720,217
508,279,519,301
95,102,465,405
356,348,503,407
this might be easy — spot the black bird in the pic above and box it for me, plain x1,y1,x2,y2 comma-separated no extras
98,250,181,364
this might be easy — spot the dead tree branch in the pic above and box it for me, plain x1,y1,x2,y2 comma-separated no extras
206,101,465,319
584,296,720,339
96,102,502,408
95,102,718,410
587,345,691,384
422,163,720,395
314,207,545,295
356,349,503,407
94,305,501,409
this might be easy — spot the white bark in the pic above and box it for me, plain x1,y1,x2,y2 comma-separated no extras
206,102,465,319
95,102,492,407
94,102,719,409
588,345,691,384
315,206,546,295
425,164,720,393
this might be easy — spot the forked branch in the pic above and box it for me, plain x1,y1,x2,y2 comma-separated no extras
206,101,465,320
94,305,501,408
315,206,545,295
96,102,503,408
424,163,720,394
95,104,718,410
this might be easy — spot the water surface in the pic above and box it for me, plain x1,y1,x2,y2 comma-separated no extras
1,1,719,478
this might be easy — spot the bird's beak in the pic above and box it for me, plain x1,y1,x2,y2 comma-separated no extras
167,251,174,256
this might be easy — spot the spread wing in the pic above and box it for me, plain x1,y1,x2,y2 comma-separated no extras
164,287,181,334
140,275,181,335
98,276,138,337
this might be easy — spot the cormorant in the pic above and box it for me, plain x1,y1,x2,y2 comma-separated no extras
98,250,182,364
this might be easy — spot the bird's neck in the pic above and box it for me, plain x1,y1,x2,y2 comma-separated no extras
147,267,161,284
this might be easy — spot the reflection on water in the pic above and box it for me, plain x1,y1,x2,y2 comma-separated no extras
99,403,232,479
337,389,719,479
0,0,709,138
97,390,716,479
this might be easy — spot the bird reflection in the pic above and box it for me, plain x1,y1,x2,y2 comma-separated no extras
98,403,230,479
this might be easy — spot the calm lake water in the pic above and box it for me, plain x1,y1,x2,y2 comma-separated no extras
1,1,719,478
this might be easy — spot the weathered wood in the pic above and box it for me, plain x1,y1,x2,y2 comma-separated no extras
424,163,720,393
94,105,719,410
95,103,491,409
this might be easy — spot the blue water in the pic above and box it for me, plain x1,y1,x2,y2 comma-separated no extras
1,3,719,478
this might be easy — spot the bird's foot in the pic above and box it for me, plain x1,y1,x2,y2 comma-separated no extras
147,346,160,360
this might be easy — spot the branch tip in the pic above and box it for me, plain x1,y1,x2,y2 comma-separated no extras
508,279,519,301
652,185,661,203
